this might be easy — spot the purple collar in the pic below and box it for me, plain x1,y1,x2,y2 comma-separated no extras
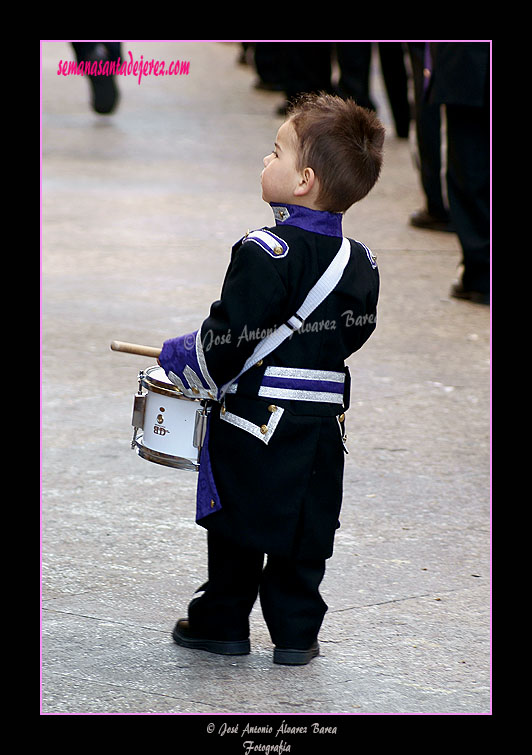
270,203,343,237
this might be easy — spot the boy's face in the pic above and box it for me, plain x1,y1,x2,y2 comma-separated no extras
261,120,302,205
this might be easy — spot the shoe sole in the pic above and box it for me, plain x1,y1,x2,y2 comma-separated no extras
450,289,489,305
410,220,454,233
273,643,320,666
172,624,250,656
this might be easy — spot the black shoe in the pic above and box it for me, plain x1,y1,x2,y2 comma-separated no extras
450,282,490,306
254,79,285,92
89,72,119,114
85,45,119,114
273,641,320,666
172,619,250,656
410,209,454,233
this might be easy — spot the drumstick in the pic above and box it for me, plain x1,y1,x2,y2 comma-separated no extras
110,340,162,358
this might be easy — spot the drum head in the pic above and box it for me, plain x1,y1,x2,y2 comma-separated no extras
141,365,186,399
144,365,173,385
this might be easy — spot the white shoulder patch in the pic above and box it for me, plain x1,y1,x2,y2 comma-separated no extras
244,229,289,258
357,240,378,269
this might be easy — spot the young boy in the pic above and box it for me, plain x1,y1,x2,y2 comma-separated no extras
158,93,384,665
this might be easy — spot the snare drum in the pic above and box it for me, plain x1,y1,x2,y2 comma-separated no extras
131,365,209,471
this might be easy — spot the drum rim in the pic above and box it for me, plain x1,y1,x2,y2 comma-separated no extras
133,435,199,471
140,365,195,401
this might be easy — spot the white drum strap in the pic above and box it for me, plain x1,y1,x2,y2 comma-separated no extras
220,237,351,399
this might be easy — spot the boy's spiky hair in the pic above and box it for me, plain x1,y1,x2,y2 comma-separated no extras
287,92,385,213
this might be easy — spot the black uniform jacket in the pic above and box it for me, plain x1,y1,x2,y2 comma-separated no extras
159,203,379,559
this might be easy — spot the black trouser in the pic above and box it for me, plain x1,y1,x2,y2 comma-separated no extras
408,42,449,219
445,102,490,295
187,532,328,649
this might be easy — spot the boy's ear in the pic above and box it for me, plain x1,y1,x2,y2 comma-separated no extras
294,167,316,197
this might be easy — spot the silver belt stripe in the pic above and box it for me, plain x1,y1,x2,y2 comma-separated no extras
226,366,345,404
258,386,344,403
263,366,345,382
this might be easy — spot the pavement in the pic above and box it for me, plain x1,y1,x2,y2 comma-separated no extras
41,41,491,723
